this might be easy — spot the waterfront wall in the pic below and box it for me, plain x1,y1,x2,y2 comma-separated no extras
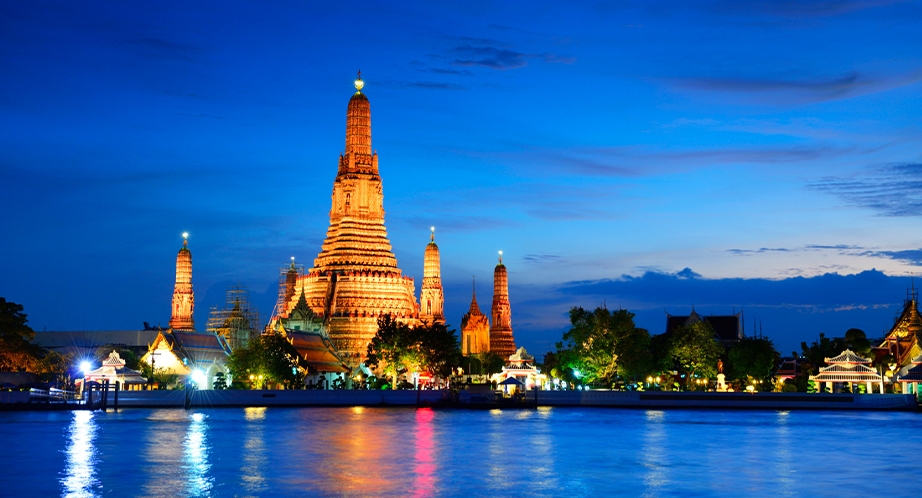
534,390,918,410
113,389,449,408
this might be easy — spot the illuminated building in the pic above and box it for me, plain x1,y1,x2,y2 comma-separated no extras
489,252,516,358
420,227,444,324
460,279,490,355
77,350,147,391
280,73,420,367
491,346,544,392
812,349,883,394
896,353,922,397
875,287,921,369
169,233,194,330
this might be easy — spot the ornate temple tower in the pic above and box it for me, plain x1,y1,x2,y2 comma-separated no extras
169,232,195,330
490,251,516,357
420,227,444,324
286,73,419,366
461,279,490,355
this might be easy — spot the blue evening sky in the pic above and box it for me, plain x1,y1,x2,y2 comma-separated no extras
2,1,921,356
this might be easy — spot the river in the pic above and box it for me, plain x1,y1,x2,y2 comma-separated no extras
1,407,918,497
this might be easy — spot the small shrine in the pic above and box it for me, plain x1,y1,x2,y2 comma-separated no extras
491,347,544,392
813,349,883,394
78,351,147,391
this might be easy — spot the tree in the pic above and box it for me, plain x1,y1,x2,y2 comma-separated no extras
0,298,41,371
727,337,778,382
415,322,462,379
226,333,301,389
558,307,641,387
844,328,872,356
614,327,654,383
213,372,228,390
669,321,725,384
800,333,845,377
365,315,416,388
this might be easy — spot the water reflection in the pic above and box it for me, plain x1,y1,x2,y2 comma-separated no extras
642,410,669,492
773,411,795,496
184,412,213,496
241,407,267,496
412,408,436,497
61,411,99,498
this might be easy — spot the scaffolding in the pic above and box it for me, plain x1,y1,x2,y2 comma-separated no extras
270,258,305,324
205,284,263,351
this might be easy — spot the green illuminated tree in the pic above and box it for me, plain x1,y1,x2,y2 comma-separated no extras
669,321,725,383
558,307,642,386
365,315,416,388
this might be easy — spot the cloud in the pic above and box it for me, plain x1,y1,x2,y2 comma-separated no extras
404,81,467,90
727,247,794,255
523,254,564,265
448,44,574,70
125,36,200,63
667,70,922,104
860,249,922,266
808,163,922,216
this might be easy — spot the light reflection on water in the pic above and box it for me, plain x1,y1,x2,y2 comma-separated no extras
1,406,915,498
61,411,99,498
183,412,213,496
240,407,267,496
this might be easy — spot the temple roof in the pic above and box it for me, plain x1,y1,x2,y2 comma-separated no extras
283,329,350,373
150,329,231,367
508,346,534,362
85,351,147,384
824,349,872,364
878,295,922,367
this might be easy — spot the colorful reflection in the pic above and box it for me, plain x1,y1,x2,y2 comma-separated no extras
184,412,213,496
61,411,100,498
412,408,436,497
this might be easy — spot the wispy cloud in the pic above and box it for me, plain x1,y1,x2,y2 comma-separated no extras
859,249,922,266
727,247,794,255
448,43,574,71
523,254,564,265
667,70,922,104
808,163,922,216
404,81,467,90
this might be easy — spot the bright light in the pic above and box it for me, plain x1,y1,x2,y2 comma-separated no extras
80,361,92,374
573,369,581,378
182,232,189,239
498,250,503,255
191,369,207,387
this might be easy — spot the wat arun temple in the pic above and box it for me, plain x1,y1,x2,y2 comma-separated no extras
274,74,517,367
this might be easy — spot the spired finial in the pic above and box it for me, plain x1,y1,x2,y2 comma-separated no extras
430,226,435,242
182,232,189,247
354,70,364,92
498,250,503,264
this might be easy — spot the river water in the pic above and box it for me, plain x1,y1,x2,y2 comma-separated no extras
1,407,918,497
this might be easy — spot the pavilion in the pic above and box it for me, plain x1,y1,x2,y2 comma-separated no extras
491,347,545,392
78,351,147,391
813,349,883,394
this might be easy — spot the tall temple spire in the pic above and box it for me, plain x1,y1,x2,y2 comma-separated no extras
490,250,516,357
284,74,420,366
421,226,444,323
170,232,195,330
